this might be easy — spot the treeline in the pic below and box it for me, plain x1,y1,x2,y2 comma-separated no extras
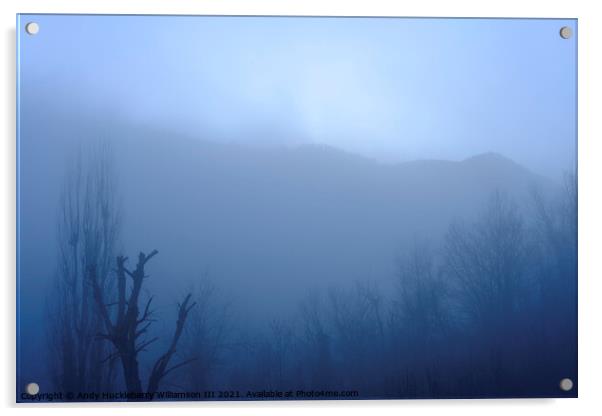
177,183,576,399
46,145,576,399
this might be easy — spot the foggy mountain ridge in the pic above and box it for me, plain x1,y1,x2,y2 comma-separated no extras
20,109,559,324
19,120,571,397
17,15,577,397
103,133,558,320
113,132,553,207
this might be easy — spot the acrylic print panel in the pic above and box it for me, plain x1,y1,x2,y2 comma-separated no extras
16,14,577,402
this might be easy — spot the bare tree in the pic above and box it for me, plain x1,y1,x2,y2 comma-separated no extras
180,279,232,391
47,144,120,394
298,291,333,388
444,191,527,329
388,241,449,395
90,250,195,397
443,191,530,388
530,173,577,292
391,241,447,343
327,282,385,391
528,174,577,381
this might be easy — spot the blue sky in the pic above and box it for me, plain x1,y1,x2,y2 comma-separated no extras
18,15,577,177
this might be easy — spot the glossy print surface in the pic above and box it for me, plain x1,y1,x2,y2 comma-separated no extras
17,15,577,402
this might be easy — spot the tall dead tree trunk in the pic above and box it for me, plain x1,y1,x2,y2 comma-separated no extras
90,250,195,399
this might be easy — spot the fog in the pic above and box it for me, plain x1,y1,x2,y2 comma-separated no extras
17,15,577,400
20,15,575,176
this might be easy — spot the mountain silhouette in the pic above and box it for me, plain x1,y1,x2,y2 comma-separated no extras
105,134,555,320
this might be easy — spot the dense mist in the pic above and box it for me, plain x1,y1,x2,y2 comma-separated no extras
17,15,577,401
18,123,576,399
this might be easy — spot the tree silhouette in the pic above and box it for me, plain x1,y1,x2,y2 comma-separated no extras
180,279,232,391
389,241,448,395
444,191,527,329
443,191,530,390
47,144,120,394
90,250,195,398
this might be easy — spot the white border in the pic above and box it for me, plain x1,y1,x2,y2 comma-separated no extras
2,1,601,415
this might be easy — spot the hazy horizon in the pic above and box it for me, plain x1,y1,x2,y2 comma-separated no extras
17,15,577,401
20,15,577,179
